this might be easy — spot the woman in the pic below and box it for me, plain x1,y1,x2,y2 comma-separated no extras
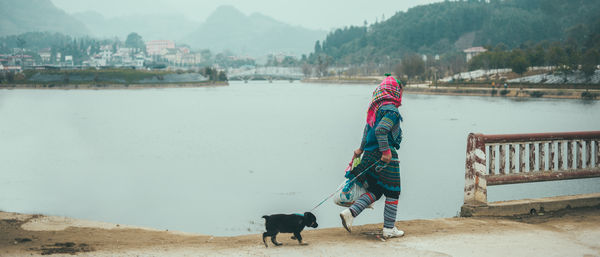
340,74,404,239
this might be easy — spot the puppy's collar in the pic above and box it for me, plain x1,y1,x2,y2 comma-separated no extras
293,213,304,217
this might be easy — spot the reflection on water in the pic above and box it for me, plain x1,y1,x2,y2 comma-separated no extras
0,81,599,236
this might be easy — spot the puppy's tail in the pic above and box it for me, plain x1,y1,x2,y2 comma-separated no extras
262,215,269,220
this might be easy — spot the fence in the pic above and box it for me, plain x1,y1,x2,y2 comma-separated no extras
463,131,600,206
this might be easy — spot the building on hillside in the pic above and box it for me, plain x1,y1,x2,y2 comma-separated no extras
83,58,101,67
158,48,198,66
100,45,112,51
181,53,198,66
0,55,9,66
178,47,190,55
146,40,175,56
39,48,52,63
131,53,146,68
161,48,179,64
63,55,74,67
464,47,487,62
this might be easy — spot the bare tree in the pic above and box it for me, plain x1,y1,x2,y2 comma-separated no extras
302,63,313,78
316,55,332,77
395,54,425,82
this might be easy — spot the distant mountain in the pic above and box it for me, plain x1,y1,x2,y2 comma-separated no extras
184,5,327,57
0,0,89,36
72,11,200,41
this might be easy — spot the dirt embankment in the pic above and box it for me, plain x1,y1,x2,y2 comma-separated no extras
2,208,599,257
404,85,600,100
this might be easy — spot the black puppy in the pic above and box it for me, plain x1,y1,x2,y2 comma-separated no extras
262,212,318,247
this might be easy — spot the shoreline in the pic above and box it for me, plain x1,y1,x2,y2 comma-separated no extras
302,78,599,100
2,81,598,100
2,208,599,256
403,86,600,100
0,81,229,90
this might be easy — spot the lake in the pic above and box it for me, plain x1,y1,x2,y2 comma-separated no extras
1,81,599,236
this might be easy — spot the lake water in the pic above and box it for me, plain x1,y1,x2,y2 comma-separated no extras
1,81,599,236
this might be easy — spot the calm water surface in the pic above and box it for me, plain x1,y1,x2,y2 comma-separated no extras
1,81,599,236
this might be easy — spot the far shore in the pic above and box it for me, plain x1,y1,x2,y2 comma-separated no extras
302,77,600,100
403,85,600,100
0,81,229,90
2,79,599,100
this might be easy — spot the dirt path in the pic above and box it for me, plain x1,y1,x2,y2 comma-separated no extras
1,208,599,256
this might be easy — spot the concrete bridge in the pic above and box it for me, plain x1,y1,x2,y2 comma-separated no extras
227,66,304,81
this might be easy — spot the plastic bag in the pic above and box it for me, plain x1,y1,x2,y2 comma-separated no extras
333,157,371,207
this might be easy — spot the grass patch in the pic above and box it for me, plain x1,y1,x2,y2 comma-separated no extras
555,90,567,96
581,91,599,100
8,68,225,85
22,69,170,84
528,91,545,98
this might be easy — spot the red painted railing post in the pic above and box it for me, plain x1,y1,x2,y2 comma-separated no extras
464,133,488,206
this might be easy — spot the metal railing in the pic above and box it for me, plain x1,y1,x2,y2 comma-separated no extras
463,131,600,206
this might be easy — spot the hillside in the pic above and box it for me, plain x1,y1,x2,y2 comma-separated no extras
72,11,200,41
184,5,327,57
315,0,600,64
0,0,89,37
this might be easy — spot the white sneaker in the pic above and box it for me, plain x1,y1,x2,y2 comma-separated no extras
382,227,405,238
340,209,354,233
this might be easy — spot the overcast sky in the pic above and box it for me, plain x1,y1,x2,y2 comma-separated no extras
51,0,441,31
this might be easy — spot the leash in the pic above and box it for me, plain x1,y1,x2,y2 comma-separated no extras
309,158,400,212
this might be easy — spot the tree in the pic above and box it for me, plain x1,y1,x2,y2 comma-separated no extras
547,44,567,69
563,43,580,71
314,40,322,54
509,50,529,75
125,32,145,53
217,71,228,81
16,37,26,49
581,49,599,78
16,37,26,68
490,51,509,69
200,49,212,63
468,52,491,71
396,53,425,81
316,54,331,77
302,63,313,78
527,44,546,66
50,46,57,64
202,67,215,81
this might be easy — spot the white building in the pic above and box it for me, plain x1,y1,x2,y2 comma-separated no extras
88,55,107,67
38,48,51,63
464,47,487,62
146,40,175,56
63,55,74,66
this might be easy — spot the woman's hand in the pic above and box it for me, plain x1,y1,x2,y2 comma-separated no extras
380,151,392,163
352,148,363,161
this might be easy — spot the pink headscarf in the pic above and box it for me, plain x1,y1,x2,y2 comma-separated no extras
366,76,403,127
